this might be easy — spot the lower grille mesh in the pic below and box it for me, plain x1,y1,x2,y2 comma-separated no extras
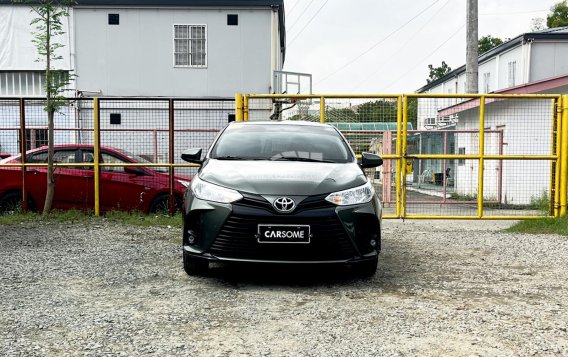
209,207,356,261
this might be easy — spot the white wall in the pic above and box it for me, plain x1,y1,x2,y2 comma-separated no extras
73,7,274,97
0,5,71,70
496,46,522,88
455,98,553,204
530,41,568,82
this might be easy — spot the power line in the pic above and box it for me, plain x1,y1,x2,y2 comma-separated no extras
287,0,330,47
379,24,465,93
315,0,443,85
287,0,317,32
350,0,452,92
286,0,302,17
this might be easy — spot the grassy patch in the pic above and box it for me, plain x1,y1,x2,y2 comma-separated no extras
507,215,568,236
0,210,182,228
104,211,183,228
529,191,550,212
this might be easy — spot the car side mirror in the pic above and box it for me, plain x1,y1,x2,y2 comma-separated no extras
124,166,145,175
181,148,203,164
360,152,383,169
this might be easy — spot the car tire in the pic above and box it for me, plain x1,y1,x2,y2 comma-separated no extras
0,191,34,215
148,194,182,214
183,249,209,276
353,256,378,278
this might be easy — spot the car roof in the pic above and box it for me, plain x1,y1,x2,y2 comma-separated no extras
228,121,331,127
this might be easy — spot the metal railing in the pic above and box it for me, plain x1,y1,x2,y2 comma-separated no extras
0,97,234,216
237,93,568,220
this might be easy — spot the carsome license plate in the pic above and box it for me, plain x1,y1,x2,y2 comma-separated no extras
257,224,311,244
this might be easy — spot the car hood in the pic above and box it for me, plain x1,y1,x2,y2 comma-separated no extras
199,159,367,195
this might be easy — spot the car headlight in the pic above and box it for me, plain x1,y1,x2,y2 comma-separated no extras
177,179,190,188
191,175,243,203
325,181,375,206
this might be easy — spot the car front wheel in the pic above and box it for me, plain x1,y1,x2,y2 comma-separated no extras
148,194,182,214
0,192,34,215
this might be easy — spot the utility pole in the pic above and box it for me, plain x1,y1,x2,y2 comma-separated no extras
466,0,478,93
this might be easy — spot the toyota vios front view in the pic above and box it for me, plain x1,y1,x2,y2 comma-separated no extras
180,121,383,277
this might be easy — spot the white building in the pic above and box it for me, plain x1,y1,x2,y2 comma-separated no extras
415,27,568,205
0,0,286,156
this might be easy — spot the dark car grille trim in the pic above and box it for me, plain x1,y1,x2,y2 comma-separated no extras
208,206,357,261
237,192,336,214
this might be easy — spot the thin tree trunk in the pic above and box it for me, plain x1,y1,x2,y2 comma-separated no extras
43,109,55,214
43,8,54,215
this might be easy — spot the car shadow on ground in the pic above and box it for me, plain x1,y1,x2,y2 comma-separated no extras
200,262,367,288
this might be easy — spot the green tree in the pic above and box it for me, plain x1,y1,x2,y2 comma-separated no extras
547,0,568,28
325,108,358,123
426,61,451,84
15,0,76,214
356,100,398,122
406,97,417,131
478,35,503,55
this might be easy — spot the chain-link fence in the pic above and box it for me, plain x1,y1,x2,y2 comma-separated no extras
242,93,566,219
0,97,233,215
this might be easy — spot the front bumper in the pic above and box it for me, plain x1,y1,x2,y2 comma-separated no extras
182,192,381,264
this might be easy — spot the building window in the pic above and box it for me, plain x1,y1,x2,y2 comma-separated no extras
458,147,466,166
174,25,207,67
507,61,516,87
483,72,491,93
18,128,48,152
0,71,69,97
0,72,45,97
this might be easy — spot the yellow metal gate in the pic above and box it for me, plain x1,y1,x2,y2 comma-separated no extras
237,93,568,220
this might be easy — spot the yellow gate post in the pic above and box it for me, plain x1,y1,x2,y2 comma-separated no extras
401,95,409,219
477,96,486,218
93,97,101,216
319,97,325,124
560,94,568,216
554,97,563,217
243,95,249,121
395,96,402,218
235,93,244,122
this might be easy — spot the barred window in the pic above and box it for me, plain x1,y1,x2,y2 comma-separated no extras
0,72,45,97
174,25,207,67
18,128,48,152
0,71,70,97
483,72,491,93
507,61,516,88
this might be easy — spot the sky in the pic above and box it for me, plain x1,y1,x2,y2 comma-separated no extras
282,0,559,94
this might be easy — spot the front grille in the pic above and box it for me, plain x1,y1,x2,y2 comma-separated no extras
237,192,335,213
209,203,356,261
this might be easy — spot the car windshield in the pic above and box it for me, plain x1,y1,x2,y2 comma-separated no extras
210,123,354,163
113,148,168,173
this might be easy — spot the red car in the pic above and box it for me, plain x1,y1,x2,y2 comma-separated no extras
0,145,191,214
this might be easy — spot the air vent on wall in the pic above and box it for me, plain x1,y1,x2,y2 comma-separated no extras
227,14,238,26
110,113,121,125
108,14,120,25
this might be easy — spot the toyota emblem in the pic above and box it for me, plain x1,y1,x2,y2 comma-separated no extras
273,197,296,213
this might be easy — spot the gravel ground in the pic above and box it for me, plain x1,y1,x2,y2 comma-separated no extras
1,219,567,356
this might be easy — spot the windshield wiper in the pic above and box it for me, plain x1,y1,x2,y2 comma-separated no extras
215,156,267,160
271,156,335,163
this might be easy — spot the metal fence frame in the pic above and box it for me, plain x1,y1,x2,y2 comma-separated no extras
0,97,233,216
237,93,568,220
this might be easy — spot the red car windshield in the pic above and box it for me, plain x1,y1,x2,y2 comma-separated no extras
112,148,168,173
